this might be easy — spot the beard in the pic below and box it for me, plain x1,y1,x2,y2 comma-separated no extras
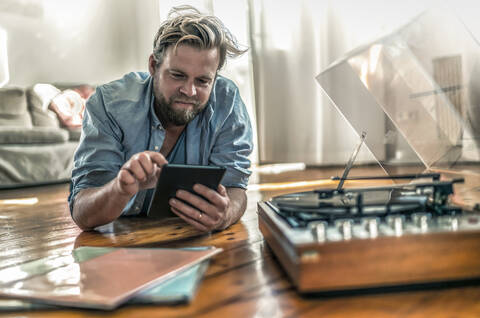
155,91,206,126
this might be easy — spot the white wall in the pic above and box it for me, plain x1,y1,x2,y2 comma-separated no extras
0,0,160,87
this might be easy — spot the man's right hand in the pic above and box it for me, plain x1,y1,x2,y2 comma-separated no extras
72,151,167,231
116,151,168,196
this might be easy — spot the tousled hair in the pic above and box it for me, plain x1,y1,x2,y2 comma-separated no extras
152,5,247,71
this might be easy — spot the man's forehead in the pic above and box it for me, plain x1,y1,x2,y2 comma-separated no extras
163,44,219,75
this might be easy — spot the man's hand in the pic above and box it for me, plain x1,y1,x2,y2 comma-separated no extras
115,151,168,196
72,151,167,230
169,185,247,232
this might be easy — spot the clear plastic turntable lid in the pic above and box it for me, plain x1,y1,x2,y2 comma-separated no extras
316,8,480,176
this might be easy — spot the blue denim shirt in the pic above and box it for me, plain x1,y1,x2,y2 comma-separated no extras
68,72,253,216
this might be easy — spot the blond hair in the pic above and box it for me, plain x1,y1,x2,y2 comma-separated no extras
152,5,247,70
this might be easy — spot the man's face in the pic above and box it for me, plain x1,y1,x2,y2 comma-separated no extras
149,44,219,126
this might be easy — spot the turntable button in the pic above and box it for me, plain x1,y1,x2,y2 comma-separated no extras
412,213,431,232
438,215,459,231
362,217,379,238
309,221,328,242
335,219,353,240
386,215,405,236
451,217,459,230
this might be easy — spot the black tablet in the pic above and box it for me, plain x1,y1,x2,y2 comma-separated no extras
147,164,226,219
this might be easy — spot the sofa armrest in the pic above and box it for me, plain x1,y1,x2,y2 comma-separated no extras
0,87,33,128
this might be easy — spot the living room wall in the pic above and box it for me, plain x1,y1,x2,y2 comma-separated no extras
0,0,160,87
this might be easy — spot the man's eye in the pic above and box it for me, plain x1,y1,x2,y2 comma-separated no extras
197,79,210,86
170,73,184,79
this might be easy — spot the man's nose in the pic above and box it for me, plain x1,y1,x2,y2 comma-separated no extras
179,80,196,97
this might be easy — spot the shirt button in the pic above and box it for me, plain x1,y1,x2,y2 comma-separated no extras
154,146,159,151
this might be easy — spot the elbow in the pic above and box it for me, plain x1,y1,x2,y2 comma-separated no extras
71,210,94,231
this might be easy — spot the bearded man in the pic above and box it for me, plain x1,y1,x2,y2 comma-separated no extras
69,6,253,232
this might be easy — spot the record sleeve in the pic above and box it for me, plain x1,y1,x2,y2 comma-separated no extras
0,246,221,310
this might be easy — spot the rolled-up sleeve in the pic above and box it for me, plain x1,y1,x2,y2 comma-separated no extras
68,89,125,212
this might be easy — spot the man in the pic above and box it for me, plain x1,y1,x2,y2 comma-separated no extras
68,6,253,232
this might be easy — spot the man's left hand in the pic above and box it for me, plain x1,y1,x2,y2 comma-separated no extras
169,184,232,232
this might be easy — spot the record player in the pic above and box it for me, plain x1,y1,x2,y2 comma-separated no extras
258,134,480,292
258,9,480,293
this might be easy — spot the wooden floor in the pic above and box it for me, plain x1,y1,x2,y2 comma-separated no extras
1,166,480,317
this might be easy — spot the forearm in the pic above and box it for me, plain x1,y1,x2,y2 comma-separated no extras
223,187,247,229
71,151,167,231
72,178,133,231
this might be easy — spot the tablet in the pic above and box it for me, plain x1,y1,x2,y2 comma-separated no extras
147,164,226,219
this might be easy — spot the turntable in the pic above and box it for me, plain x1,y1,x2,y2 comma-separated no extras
258,173,480,293
258,133,480,293
258,9,480,293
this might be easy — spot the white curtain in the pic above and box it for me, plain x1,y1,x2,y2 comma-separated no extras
0,27,9,87
249,0,329,164
249,0,438,165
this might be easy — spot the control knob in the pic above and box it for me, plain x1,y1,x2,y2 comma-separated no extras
411,213,431,232
335,219,353,240
386,215,405,236
362,217,379,238
309,221,328,242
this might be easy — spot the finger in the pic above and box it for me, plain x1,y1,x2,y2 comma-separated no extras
116,169,139,195
125,158,148,181
118,168,136,185
133,152,162,180
136,153,154,175
175,189,217,217
218,184,227,196
154,165,161,178
146,151,168,166
192,184,228,210
169,197,217,227
173,191,225,228
128,152,159,179
171,207,209,232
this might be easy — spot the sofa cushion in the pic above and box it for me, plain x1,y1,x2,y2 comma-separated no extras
67,128,82,141
0,127,69,144
26,86,60,128
0,87,33,128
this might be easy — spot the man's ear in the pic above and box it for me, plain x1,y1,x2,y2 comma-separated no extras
148,54,157,76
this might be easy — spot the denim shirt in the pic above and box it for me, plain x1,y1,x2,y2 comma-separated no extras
68,72,253,216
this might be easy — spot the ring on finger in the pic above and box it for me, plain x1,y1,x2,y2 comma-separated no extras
198,212,203,219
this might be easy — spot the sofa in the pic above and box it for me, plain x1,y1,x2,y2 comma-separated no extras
0,85,84,188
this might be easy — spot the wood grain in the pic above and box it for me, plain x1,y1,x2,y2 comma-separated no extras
0,166,479,317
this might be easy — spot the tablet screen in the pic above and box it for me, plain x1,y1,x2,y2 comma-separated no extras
147,164,226,219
